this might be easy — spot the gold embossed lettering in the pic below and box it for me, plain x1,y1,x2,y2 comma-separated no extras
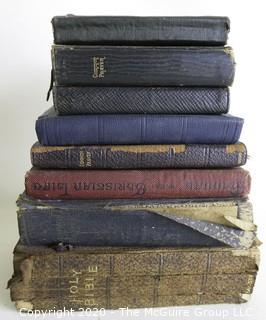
79,150,85,167
92,57,106,78
68,266,98,307
86,151,92,166
70,285,78,294
85,298,96,306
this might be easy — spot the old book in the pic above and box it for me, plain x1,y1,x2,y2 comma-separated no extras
52,16,230,45
53,86,229,115
52,46,235,87
31,142,247,169
8,245,259,310
36,108,243,146
17,194,256,248
25,168,251,200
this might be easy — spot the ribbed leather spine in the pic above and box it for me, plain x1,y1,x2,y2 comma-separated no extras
36,109,243,146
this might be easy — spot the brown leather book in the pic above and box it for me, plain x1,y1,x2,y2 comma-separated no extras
8,244,259,311
25,168,251,200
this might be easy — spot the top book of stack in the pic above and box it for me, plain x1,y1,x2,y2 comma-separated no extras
50,16,234,113
52,16,230,45
51,16,234,89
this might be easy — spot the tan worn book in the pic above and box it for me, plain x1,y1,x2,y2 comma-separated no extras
8,244,259,311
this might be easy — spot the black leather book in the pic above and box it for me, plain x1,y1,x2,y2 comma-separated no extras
52,46,235,87
52,16,230,45
53,86,229,114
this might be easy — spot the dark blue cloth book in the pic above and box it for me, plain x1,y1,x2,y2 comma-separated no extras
36,108,243,146
17,194,254,248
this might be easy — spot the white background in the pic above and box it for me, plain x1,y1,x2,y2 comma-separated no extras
0,0,265,319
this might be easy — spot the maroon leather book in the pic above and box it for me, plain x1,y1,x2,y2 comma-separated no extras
25,168,250,200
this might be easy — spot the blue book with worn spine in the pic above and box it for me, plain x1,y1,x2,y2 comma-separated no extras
36,108,243,146
17,194,255,248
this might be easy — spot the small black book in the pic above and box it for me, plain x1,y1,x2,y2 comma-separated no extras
52,15,230,45
53,86,229,115
52,46,235,87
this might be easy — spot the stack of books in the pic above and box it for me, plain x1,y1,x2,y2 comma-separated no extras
9,16,259,311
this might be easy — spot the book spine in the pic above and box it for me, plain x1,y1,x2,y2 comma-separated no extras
12,246,260,276
35,113,243,146
52,46,235,87
31,143,247,169
17,204,225,247
52,16,230,45
53,86,230,115
9,248,258,310
17,195,255,248
25,168,251,200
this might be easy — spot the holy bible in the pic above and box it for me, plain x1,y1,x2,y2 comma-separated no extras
9,244,259,311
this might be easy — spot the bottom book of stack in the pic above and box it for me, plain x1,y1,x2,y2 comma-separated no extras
9,244,259,310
